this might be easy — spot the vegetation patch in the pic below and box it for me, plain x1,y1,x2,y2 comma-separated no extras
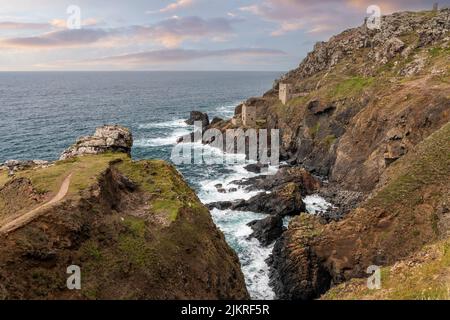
328,76,374,99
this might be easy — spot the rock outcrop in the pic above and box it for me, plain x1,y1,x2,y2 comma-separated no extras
234,167,321,195
233,183,305,216
270,122,450,299
219,9,449,196
247,215,285,246
269,214,331,300
60,125,132,160
185,111,210,128
207,9,450,299
0,127,249,300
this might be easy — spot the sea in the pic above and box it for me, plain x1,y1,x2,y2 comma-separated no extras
0,71,332,299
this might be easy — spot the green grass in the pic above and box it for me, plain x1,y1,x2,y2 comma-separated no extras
118,217,154,268
0,170,8,188
324,240,450,300
368,122,450,209
309,122,321,139
326,76,374,100
323,134,337,148
286,95,310,107
115,159,202,222
322,239,450,300
13,152,128,197
429,46,450,58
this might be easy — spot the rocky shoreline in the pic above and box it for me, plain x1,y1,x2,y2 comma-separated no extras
175,8,450,300
177,107,375,299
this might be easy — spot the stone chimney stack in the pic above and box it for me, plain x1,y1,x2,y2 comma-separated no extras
433,3,439,11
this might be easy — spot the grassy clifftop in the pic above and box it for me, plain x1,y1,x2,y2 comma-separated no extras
322,238,450,300
0,152,249,299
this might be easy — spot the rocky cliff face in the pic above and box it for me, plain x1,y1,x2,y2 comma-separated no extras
0,127,248,299
219,9,450,300
234,9,449,195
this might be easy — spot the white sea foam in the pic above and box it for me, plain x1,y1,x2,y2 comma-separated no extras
138,106,280,299
304,194,334,214
215,104,237,118
134,128,191,147
138,119,188,129
210,208,275,300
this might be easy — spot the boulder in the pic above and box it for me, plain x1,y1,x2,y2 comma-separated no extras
185,111,209,128
206,201,234,210
60,125,132,160
234,166,321,195
210,117,224,126
233,183,305,216
3,159,51,175
244,163,268,174
247,215,285,246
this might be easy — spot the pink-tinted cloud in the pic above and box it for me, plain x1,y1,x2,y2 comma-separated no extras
0,16,235,49
240,0,447,36
0,21,50,30
147,0,194,14
89,48,286,65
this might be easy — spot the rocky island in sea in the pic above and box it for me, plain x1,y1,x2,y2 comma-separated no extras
0,8,449,301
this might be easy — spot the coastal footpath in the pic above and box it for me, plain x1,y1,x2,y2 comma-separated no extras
0,125,249,299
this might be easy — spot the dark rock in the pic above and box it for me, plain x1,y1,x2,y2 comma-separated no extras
185,111,209,128
307,100,335,115
244,163,268,174
176,131,200,144
233,166,321,195
234,104,243,115
217,188,227,194
318,185,366,220
247,215,285,246
232,183,305,216
269,214,331,300
210,117,223,126
206,201,234,210
228,188,238,193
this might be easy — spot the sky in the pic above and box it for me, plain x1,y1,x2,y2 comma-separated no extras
0,0,448,71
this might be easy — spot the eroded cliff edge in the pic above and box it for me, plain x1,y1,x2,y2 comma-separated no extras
0,126,249,299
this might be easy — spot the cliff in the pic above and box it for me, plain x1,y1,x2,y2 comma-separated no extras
0,126,249,299
220,9,449,300
232,9,449,194
271,122,450,299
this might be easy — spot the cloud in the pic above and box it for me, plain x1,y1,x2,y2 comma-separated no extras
132,16,235,47
240,0,446,36
90,48,286,65
0,16,235,49
0,21,50,30
50,18,99,29
1,28,111,48
146,0,194,14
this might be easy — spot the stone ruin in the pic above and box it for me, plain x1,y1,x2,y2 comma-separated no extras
279,83,292,105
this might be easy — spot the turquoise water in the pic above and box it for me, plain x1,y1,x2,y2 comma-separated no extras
0,71,282,299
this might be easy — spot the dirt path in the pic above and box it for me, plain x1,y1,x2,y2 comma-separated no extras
0,173,73,234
